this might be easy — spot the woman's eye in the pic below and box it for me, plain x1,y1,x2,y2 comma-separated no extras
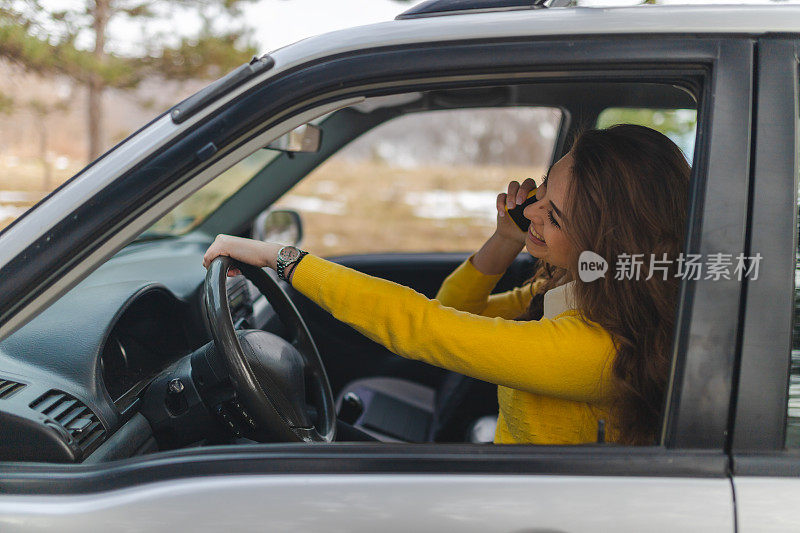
547,210,561,229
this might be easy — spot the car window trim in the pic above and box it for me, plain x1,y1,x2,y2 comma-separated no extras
203,78,697,240
0,444,730,495
661,39,753,450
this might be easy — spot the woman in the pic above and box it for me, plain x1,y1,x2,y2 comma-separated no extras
203,124,690,446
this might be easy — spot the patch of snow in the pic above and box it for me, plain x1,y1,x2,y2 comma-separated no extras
0,190,41,203
404,190,497,221
0,204,29,219
279,195,345,215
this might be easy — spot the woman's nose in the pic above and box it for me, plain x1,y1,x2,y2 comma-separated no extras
523,201,542,222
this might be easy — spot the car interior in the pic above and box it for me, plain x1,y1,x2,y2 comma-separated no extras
0,78,698,463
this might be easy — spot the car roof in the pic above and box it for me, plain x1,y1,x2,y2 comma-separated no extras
270,5,800,73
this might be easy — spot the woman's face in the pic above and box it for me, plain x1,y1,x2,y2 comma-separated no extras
523,151,575,271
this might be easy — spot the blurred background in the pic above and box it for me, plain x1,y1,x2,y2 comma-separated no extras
0,0,782,243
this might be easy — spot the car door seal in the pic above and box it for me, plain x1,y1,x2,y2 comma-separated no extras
170,55,276,125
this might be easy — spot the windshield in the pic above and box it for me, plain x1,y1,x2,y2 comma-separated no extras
139,148,279,239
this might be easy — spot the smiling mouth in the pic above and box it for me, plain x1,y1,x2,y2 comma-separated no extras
529,227,546,244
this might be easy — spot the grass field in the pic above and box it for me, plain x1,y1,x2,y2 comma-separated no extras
0,155,544,255
0,158,84,231
275,158,542,255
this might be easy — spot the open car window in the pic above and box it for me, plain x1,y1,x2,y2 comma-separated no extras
273,107,562,255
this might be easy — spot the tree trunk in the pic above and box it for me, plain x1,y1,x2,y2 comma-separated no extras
36,112,52,191
87,77,103,161
87,0,110,161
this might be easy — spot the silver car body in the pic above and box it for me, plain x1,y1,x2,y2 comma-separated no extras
0,4,798,531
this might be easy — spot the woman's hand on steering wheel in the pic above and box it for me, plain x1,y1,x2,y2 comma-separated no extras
203,235,283,279
202,246,336,442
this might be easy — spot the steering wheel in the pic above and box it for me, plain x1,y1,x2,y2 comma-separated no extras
204,256,336,442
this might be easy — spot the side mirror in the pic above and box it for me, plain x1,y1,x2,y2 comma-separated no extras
266,124,322,153
252,208,303,245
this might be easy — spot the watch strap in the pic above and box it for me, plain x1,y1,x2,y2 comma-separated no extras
277,247,308,282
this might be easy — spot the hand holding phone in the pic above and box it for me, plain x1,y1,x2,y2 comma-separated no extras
504,187,538,231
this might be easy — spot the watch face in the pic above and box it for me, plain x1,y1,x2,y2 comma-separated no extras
279,246,300,262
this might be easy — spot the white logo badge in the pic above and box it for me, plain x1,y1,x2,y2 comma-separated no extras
578,251,608,282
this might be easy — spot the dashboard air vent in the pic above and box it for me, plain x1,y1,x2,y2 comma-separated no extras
30,390,106,455
0,378,25,399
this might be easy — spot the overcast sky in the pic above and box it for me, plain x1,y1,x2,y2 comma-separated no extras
240,0,800,52
242,0,425,52
44,0,800,56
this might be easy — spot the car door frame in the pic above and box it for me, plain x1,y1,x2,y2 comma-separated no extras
0,33,753,530
729,38,800,532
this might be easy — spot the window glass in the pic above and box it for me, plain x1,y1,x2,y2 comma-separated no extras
142,149,280,238
596,108,697,162
787,164,800,448
272,107,561,256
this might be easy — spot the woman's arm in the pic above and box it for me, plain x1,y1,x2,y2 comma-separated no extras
291,254,615,404
433,178,536,315
202,237,615,403
434,255,537,319
469,232,525,275
471,177,536,275
200,234,532,318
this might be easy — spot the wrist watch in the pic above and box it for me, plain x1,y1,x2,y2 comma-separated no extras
276,245,308,282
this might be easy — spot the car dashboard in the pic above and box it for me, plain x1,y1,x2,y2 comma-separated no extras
0,237,275,463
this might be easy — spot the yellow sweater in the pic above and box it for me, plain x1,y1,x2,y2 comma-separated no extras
292,254,618,444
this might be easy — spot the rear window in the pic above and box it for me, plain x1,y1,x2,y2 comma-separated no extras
596,107,697,161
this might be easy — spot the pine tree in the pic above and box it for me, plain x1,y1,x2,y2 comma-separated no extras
0,1,257,160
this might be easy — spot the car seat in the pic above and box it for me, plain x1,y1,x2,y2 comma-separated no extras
335,372,499,443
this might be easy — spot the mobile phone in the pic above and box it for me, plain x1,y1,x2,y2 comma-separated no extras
504,187,538,231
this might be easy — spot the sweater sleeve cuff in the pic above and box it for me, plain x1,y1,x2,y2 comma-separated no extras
291,253,335,300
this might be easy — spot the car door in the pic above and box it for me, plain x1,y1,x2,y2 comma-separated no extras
730,38,800,532
0,19,747,533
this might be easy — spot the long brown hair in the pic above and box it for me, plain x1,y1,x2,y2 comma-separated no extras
521,124,690,445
